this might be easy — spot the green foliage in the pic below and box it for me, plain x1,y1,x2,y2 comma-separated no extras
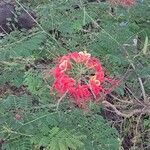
144,117,150,129
59,109,120,150
0,31,46,61
2,137,32,150
0,94,120,150
23,69,52,102
31,127,85,150
0,62,25,87
0,0,150,150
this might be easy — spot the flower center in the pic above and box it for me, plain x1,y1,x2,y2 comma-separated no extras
68,62,95,85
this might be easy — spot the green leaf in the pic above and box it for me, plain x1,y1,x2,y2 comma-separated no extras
142,35,149,55
49,138,59,150
39,136,50,147
58,139,68,150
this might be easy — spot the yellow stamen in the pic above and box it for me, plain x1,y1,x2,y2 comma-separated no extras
59,60,68,71
90,75,101,86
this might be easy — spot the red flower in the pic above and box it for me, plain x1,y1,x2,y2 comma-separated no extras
86,57,103,72
59,55,70,63
69,52,80,62
53,75,76,94
69,85,91,105
51,51,119,107
15,114,22,120
53,67,63,78
121,0,135,6
108,0,135,7
59,59,71,72
89,75,103,96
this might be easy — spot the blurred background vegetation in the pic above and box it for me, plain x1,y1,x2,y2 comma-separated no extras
0,0,150,150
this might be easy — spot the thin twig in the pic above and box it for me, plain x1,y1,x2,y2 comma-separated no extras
130,62,147,102
102,100,149,118
56,91,68,111
110,94,133,104
15,0,61,48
